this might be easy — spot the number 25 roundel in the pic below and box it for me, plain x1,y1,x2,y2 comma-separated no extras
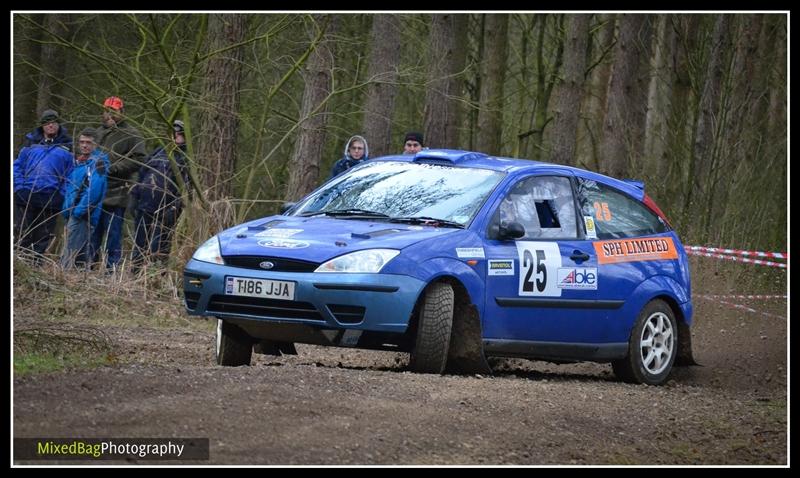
516,242,562,297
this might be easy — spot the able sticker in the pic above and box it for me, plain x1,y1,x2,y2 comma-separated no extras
593,237,678,264
488,259,515,276
456,247,485,259
583,216,598,239
557,267,598,290
254,228,303,238
516,242,562,297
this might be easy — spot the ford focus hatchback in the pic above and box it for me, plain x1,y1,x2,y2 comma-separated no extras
184,150,694,385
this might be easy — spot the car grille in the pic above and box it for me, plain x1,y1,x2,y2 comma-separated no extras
327,304,366,324
207,294,323,321
222,256,320,272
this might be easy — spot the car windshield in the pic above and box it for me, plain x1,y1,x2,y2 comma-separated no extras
291,161,505,226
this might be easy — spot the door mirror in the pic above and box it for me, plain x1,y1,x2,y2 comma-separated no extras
279,202,296,215
498,221,525,240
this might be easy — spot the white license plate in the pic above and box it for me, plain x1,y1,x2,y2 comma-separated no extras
225,276,296,300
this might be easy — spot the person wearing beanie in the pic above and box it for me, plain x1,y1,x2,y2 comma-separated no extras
330,135,369,178
403,131,424,154
19,108,73,152
13,111,75,260
131,119,190,272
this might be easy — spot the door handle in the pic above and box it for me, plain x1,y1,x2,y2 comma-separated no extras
570,251,590,262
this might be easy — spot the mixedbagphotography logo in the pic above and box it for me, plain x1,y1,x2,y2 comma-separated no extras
14,438,210,461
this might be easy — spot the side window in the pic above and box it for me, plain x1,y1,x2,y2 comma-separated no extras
495,176,577,239
576,178,667,239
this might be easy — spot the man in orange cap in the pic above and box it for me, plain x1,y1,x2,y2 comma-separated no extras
91,96,147,270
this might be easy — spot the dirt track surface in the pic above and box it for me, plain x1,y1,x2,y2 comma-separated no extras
13,298,787,465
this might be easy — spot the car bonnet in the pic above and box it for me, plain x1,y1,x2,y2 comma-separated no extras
217,215,461,263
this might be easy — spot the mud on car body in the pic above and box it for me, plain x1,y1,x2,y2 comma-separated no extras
185,149,695,385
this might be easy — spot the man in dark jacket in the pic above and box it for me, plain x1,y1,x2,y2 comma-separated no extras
90,96,147,270
131,120,189,270
13,114,74,259
20,109,73,152
330,135,369,178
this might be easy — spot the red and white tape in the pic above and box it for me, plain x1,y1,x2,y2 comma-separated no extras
684,245,788,260
695,294,787,300
684,250,787,268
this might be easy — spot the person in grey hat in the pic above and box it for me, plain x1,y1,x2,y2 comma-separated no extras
20,109,73,152
131,119,190,272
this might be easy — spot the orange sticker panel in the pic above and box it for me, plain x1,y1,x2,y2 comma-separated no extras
593,237,679,264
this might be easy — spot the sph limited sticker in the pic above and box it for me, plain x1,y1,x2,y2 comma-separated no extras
593,237,678,264
456,247,485,259
583,216,598,239
257,238,310,249
516,242,562,297
488,259,515,276
557,267,598,290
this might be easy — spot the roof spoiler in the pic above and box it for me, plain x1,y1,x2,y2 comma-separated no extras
622,179,645,190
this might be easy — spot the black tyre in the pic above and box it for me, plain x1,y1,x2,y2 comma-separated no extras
612,299,678,385
216,319,253,366
409,282,455,374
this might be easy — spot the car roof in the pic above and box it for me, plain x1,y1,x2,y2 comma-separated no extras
372,149,646,200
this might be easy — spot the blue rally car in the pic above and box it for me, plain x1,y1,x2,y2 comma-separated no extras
184,150,695,385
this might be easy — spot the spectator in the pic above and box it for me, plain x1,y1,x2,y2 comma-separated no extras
90,96,147,270
13,116,74,260
21,109,73,151
131,119,190,271
402,131,424,155
330,135,369,178
61,128,109,269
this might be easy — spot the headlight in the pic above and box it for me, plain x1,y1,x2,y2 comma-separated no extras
315,249,399,273
192,236,224,264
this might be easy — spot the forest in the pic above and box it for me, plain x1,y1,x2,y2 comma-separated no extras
12,13,788,266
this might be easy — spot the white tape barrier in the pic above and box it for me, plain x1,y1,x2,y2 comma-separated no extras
695,294,787,319
684,250,787,268
695,294,787,300
684,245,787,259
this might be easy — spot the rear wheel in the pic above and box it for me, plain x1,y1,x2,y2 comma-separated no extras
409,282,455,374
612,299,677,385
216,319,253,366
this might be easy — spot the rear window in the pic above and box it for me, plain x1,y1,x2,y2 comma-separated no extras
576,178,668,239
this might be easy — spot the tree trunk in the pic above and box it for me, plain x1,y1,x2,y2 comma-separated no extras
544,14,589,166
476,14,509,156
13,13,44,153
286,15,337,201
197,14,247,202
644,15,674,179
362,14,401,158
689,15,731,202
36,14,69,116
600,14,647,178
424,14,468,149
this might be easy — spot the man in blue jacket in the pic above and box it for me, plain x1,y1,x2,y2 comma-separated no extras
13,116,74,259
61,128,110,269
131,119,189,271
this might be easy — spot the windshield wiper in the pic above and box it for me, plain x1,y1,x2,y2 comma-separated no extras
389,216,465,229
298,208,391,219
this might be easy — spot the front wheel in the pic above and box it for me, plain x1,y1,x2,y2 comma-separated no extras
216,319,253,366
409,282,455,374
612,300,677,385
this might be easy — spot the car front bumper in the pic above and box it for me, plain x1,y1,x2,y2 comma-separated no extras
183,259,426,334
